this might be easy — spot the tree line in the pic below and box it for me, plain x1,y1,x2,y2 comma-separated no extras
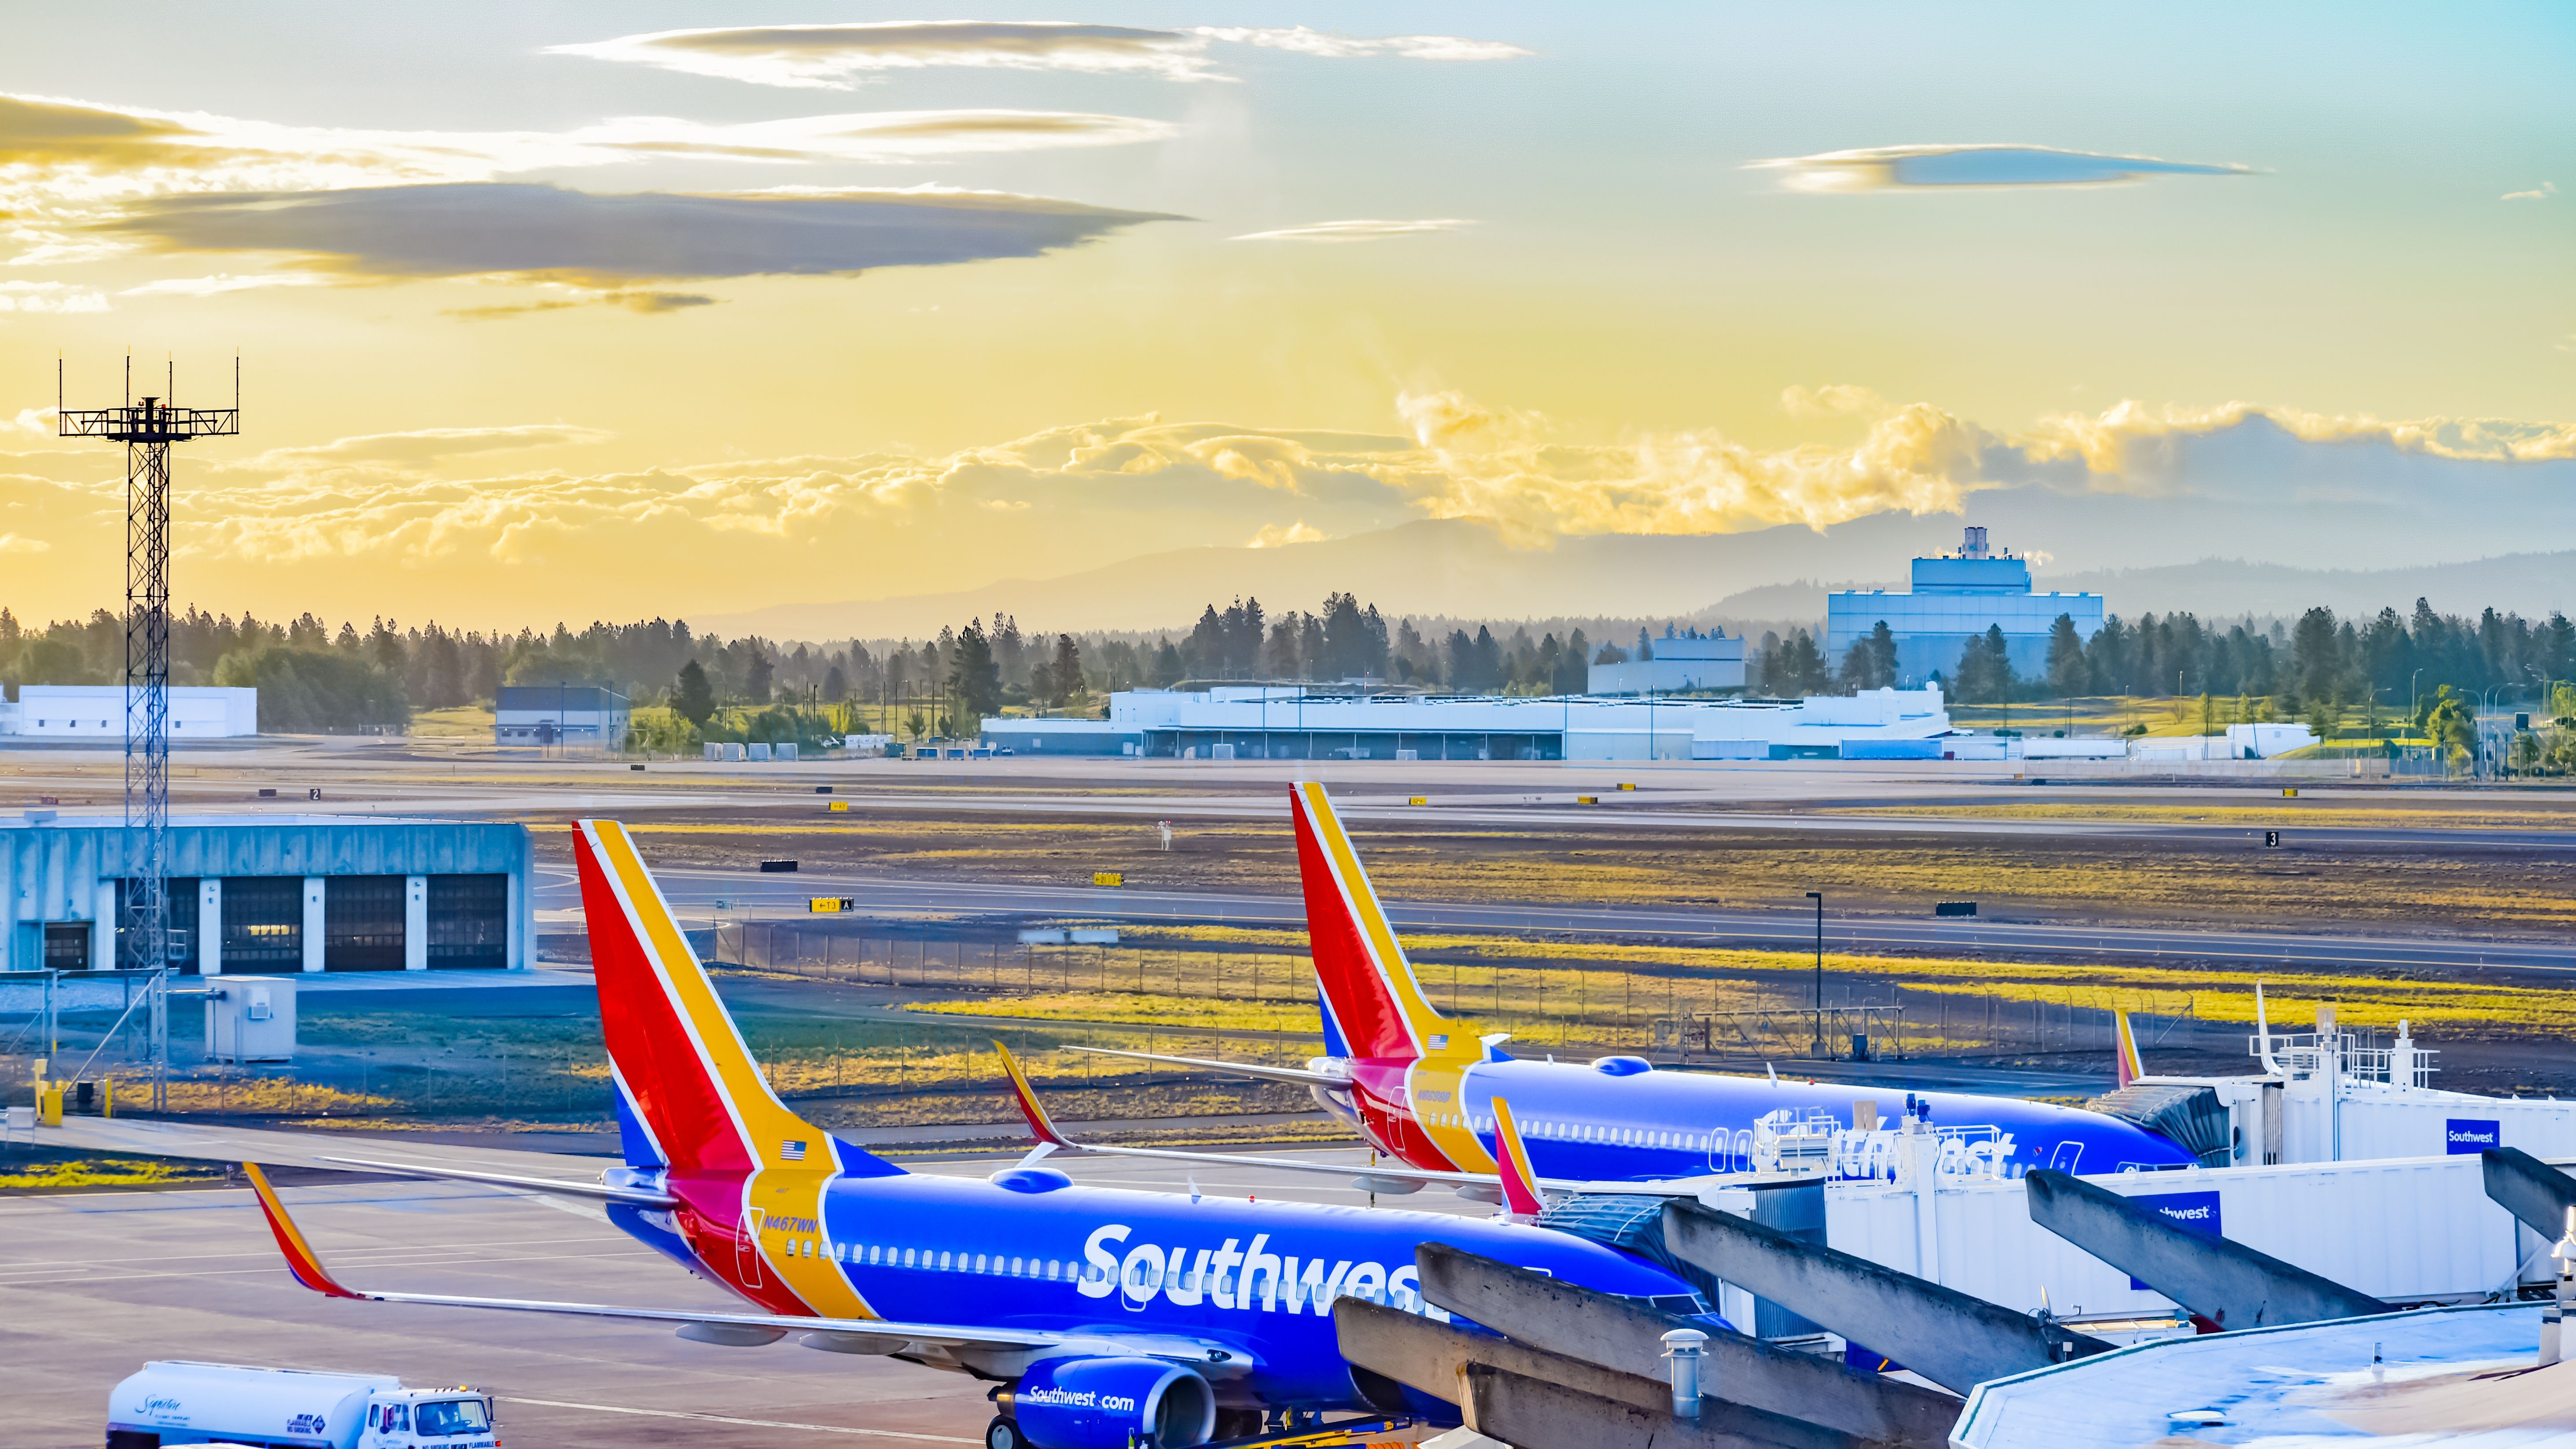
1750,599,2576,713
8,591,2571,741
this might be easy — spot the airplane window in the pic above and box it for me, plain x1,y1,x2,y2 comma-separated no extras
940,1251,954,1271
903,1248,918,1267
1010,1256,1024,1275
975,1254,987,1272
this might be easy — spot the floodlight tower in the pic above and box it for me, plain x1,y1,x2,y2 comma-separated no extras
58,357,239,998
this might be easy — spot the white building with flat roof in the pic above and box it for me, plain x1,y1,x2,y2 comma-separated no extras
1587,627,1746,695
0,684,258,739
983,684,1949,761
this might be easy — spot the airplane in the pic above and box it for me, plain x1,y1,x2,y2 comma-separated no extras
245,819,1731,1449
1064,782,2199,1195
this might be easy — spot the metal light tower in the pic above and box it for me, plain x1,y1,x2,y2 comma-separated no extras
58,357,239,996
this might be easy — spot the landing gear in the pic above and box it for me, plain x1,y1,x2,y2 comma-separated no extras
1214,1409,1266,1441
986,1416,1032,1449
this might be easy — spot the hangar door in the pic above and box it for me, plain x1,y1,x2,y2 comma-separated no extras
427,874,510,969
324,875,408,971
221,877,304,971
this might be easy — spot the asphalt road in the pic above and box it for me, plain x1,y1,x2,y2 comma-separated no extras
534,863,2576,977
0,1140,1460,1449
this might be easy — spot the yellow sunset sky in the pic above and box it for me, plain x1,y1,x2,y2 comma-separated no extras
2,5,2570,633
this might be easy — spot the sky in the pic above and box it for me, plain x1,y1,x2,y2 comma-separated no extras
1,3,2570,634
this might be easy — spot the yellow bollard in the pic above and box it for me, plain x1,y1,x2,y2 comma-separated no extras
101,1078,113,1118
37,1085,63,1127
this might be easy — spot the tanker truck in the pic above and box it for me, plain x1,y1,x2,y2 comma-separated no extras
105,1361,498,1449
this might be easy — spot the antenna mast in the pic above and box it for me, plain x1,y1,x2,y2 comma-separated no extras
58,360,241,1109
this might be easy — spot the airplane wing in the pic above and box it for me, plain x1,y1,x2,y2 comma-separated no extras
316,1155,678,1209
995,1041,1726,1199
242,1162,1089,1357
1067,1044,1351,1088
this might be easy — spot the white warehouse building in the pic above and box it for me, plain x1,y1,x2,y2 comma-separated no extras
1586,628,1746,695
0,684,258,739
984,684,1951,761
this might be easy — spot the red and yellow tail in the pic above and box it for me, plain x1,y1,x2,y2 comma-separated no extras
1489,1099,1546,1221
244,1162,360,1299
2113,1010,2146,1089
574,820,893,1183
1290,783,1455,1063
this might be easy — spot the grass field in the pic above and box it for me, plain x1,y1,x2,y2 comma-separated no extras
406,704,496,739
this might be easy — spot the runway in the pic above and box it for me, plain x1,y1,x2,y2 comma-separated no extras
0,1131,1460,1449
533,863,2576,977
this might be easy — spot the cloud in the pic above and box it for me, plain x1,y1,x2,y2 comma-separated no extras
226,425,615,478
550,21,1530,88
102,183,1182,287
1185,26,1531,63
0,90,1175,276
444,289,717,320
8,390,2569,625
2502,181,2555,202
1247,520,1327,547
121,272,335,298
0,534,49,554
1231,218,1474,242
552,22,1218,86
1779,384,1887,418
0,280,109,313
1751,144,2255,193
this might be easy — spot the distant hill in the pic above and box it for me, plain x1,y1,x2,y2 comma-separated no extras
702,515,2576,643
698,514,1960,639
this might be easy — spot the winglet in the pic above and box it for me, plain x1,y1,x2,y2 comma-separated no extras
243,1162,362,1300
1489,1099,1546,1221
994,1040,1072,1149
2113,1010,2145,1090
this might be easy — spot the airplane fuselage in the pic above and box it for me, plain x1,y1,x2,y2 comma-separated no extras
609,1157,1712,1412
1327,1052,2196,1180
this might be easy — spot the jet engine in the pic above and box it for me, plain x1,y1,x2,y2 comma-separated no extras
999,1356,1216,1449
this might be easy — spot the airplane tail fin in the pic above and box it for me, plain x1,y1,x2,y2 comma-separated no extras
1489,1099,1546,1221
994,1039,1073,1151
2113,1010,2145,1089
244,1162,361,1300
574,820,900,1181
1289,783,1454,1061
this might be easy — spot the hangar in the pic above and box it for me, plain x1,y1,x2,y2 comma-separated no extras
0,813,533,974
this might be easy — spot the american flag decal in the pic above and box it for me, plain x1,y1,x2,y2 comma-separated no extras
782,1140,807,1161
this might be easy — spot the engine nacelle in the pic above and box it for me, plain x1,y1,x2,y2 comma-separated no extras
1001,1357,1215,1449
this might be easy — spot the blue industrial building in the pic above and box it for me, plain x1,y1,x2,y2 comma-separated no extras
1825,527,2105,686
1,813,533,974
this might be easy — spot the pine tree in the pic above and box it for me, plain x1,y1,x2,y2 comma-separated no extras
672,660,715,727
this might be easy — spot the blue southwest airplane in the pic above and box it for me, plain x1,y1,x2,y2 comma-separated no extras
245,819,1723,1449
1054,782,2196,1197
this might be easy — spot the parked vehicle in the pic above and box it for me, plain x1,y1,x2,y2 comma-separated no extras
106,1361,497,1449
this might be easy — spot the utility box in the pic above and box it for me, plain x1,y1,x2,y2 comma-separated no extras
206,975,297,1063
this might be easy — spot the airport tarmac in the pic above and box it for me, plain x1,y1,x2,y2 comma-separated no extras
0,1140,1463,1449
534,864,2576,978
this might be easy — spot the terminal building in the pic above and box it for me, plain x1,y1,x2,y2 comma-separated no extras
984,684,1950,761
1825,527,2104,686
494,685,629,750
0,684,258,739
0,813,533,974
1586,628,1745,695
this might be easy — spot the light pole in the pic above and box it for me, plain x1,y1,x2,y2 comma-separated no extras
1806,891,1824,1059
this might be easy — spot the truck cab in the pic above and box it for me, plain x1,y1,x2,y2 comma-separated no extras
107,1361,498,1449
